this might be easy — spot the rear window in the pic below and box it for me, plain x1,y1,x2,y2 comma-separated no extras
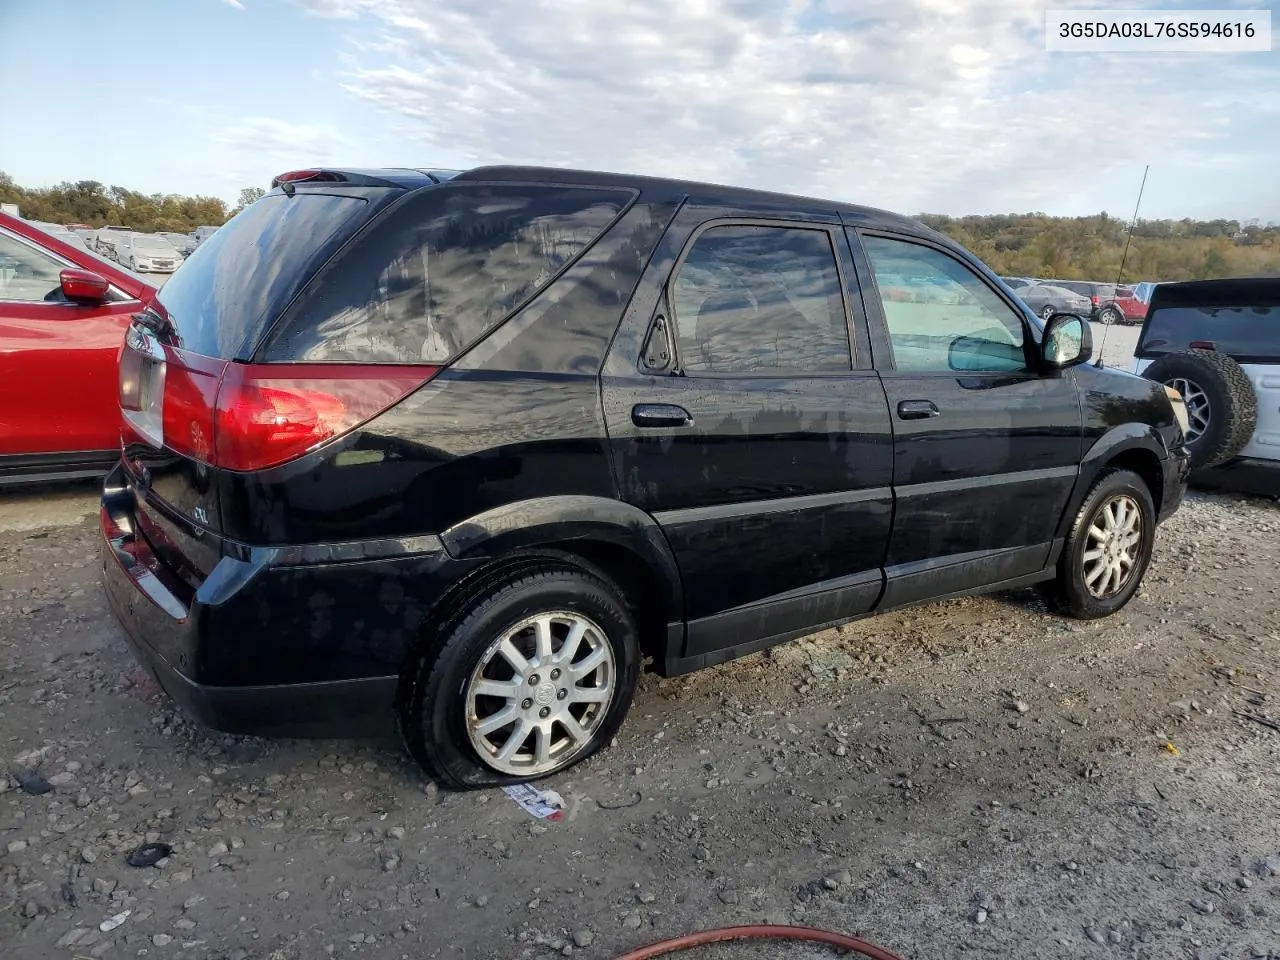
1140,305,1279,362
155,193,369,359
260,184,631,363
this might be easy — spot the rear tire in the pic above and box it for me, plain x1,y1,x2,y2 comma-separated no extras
1040,304,1056,321
1098,306,1122,325
1142,350,1256,469
400,564,640,789
1040,468,1155,620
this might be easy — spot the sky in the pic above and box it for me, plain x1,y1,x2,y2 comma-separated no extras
1,0,1278,220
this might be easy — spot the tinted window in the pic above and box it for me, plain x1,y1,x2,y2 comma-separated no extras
0,231,64,302
264,185,629,363
860,233,1026,372
670,225,849,374
155,193,369,358
1141,305,1279,361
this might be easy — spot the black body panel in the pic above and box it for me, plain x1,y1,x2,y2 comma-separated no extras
100,165,1191,743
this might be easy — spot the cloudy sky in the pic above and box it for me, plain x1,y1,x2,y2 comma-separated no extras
2,0,1278,220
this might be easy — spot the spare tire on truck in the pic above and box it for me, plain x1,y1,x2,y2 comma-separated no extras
1142,349,1257,470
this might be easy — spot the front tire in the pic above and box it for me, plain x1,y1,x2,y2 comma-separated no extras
1040,469,1156,619
400,565,640,789
1040,304,1056,321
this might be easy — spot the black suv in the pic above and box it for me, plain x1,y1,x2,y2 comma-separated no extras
102,166,1190,788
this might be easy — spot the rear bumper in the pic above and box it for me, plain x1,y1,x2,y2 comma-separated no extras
104,592,399,737
99,463,468,737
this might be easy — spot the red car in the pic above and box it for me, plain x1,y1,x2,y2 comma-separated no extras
0,212,155,483
1097,285,1147,326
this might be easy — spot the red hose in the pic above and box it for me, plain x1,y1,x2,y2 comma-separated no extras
610,924,907,960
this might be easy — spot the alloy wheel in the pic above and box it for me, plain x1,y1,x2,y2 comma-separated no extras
1164,377,1210,443
1082,494,1144,599
464,611,616,776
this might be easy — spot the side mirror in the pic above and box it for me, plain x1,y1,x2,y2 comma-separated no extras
60,268,110,304
1041,312,1092,369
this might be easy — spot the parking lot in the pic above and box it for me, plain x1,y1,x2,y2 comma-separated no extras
3,323,1279,960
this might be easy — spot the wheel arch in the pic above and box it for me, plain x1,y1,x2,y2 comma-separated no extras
1056,426,1168,541
400,497,684,695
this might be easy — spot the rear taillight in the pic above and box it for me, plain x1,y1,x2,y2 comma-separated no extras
1090,295,1100,304
119,332,438,471
214,364,438,472
161,350,226,463
119,328,167,446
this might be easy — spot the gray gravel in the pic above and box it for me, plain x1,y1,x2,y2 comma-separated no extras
1,470,1279,959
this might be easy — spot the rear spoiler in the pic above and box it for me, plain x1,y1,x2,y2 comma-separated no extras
270,168,463,191
1150,277,1280,311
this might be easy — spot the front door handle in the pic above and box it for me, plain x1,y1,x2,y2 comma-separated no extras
632,403,693,428
897,399,940,420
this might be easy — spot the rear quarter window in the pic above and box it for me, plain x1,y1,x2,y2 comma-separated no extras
261,184,632,363
1141,305,1279,362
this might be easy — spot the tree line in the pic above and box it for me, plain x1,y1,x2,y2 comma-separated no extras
4,171,1278,281
0,172,265,233
920,211,1280,282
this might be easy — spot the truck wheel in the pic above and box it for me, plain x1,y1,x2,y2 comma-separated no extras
1098,306,1122,325
400,564,640,789
1142,350,1256,469
1040,468,1155,619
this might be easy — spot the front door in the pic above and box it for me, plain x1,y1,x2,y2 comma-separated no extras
601,206,894,665
0,229,137,459
847,229,1083,608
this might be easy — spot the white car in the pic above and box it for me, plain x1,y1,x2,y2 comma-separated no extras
1133,278,1279,497
117,233,184,273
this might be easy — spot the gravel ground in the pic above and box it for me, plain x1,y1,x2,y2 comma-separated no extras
5,331,1280,960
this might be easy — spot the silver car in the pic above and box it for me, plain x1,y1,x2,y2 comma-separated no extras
1017,282,1092,321
29,221,88,250
117,233,184,274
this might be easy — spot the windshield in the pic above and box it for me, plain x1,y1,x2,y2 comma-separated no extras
154,192,369,358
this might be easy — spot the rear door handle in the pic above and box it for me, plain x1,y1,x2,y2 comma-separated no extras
632,403,693,428
897,400,940,420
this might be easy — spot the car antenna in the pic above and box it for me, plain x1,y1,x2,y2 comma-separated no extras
1096,164,1149,368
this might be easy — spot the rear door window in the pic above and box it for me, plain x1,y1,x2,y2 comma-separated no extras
669,224,851,374
1141,305,1279,362
262,185,631,363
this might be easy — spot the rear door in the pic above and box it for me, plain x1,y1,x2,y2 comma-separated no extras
848,229,1083,608
0,226,141,461
601,202,893,663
